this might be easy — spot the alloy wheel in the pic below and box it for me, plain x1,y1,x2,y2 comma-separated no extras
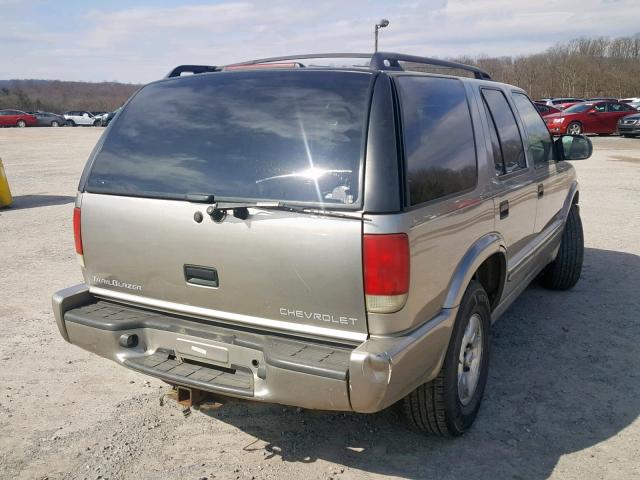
457,313,484,406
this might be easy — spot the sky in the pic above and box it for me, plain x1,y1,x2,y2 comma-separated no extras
1,0,639,84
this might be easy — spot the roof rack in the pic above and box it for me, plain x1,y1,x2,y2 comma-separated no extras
166,64,219,78
165,52,491,80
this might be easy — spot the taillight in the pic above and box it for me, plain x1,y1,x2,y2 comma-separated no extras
363,233,410,313
73,207,83,256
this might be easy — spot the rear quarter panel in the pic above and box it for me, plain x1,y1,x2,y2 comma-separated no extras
364,80,496,335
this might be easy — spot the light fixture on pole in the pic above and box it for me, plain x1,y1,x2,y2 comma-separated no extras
374,19,389,53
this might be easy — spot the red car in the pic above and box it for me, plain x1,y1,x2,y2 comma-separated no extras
0,109,37,127
554,101,581,110
544,101,637,135
534,103,562,117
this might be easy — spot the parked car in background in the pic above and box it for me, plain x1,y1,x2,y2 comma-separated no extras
585,97,618,102
100,108,121,127
534,103,562,117
619,98,640,110
64,111,100,127
619,100,640,110
91,111,108,123
544,101,637,135
617,112,640,137
537,97,585,109
32,111,66,127
0,109,37,127
554,101,584,110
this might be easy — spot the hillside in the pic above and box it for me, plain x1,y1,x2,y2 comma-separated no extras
410,35,640,100
0,79,141,113
1,34,639,113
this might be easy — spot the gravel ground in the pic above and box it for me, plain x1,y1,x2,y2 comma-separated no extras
0,128,639,480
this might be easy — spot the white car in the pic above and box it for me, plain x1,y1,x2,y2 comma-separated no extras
64,111,99,127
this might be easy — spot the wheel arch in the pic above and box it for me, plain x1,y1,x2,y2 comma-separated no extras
562,180,580,221
442,233,507,311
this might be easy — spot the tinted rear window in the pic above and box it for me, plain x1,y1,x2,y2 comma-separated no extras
563,103,592,113
86,70,373,206
395,76,477,205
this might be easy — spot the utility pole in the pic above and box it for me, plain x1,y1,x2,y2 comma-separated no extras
374,19,389,52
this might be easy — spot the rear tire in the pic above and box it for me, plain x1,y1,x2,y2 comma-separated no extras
66,120,76,127
566,122,582,135
541,204,584,290
403,280,491,436
16,120,26,128
51,121,59,127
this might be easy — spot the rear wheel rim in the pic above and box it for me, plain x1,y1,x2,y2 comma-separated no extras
51,121,58,127
17,120,25,127
457,313,483,406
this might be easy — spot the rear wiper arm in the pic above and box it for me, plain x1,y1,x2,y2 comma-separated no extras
205,200,364,221
252,202,365,221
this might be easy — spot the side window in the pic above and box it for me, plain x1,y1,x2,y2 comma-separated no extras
608,102,628,112
482,99,504,176
593,104,606,113
481,89,526,175
512,93,554,168
396,76,477,205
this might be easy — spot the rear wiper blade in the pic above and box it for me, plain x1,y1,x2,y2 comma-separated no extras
254,202,365,221
208,200,364,221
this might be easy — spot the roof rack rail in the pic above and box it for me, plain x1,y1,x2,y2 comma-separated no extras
371,52,491,80
166,65,219,78
221,52,491,80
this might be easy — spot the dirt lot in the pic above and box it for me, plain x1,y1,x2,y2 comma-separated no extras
0,128,639,480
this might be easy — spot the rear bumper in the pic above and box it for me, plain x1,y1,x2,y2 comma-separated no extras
53,284,456,413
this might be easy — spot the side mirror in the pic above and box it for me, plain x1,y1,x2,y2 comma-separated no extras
556,134,592,161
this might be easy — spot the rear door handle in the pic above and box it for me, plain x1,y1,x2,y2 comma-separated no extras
538,183,544,198
499,200,509,219
184,265,219,288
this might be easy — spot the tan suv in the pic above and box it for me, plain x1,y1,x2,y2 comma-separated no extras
52,53,592,436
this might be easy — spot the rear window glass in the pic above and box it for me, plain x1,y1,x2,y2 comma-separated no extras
395,76,477,205
563,103,592,113
86,70,373,207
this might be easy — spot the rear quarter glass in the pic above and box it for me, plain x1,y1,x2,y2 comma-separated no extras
84,70,374,208
394,75,477,206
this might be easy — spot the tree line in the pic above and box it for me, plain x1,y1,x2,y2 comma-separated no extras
454,35,640,99
1,34,639,113
0,79,140,113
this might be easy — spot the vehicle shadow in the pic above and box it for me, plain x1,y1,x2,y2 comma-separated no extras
5,194,74,210
199,247,640,479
